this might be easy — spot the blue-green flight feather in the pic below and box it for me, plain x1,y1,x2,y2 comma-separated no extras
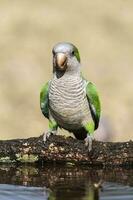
86,82,101,130
40,82,49,119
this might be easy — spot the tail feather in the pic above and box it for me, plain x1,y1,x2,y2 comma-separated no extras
72,127,87,140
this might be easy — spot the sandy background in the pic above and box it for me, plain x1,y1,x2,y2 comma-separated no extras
0,0,133,141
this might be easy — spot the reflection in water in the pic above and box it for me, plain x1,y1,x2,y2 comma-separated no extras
48,184,101,200
0,165,132,200
48,179,102,200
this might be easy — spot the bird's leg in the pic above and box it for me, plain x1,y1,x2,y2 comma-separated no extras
43,123,58,143
43,129,57,143
43,114,58,143
84,121,95,152
84,135,94,152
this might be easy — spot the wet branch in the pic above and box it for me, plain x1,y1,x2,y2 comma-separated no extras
0,135,132,167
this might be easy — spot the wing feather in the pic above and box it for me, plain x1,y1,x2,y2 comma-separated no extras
86,81,101,129
40,81,49,119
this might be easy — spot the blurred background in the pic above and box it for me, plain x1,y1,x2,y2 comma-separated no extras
0,0,133,141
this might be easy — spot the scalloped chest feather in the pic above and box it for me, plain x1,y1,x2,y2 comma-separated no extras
49,76,91,130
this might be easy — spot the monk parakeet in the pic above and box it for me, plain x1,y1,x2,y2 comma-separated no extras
40,42,101,151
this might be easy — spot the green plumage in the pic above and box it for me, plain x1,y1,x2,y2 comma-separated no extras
40,82,49,119
86,81,101,130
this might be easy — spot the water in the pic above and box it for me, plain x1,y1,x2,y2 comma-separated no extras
0,185,48,200
0,164,132,200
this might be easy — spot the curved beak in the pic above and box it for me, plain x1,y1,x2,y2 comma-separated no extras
55,53,67,70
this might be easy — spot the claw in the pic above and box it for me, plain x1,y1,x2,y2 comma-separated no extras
84,135,94,152
43,130,57,143
43,131,51,143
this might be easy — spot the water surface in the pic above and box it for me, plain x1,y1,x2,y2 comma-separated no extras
0,165,132,200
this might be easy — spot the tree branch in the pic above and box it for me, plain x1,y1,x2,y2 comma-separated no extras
0,135,132,167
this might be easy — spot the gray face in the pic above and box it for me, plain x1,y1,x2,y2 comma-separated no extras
52,42,80,73
52,42,76,56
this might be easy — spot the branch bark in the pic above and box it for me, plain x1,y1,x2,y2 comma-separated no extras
0,135,132,167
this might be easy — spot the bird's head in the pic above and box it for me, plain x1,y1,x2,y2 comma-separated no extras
52,42,81,77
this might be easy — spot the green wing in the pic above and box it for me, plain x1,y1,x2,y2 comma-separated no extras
86,81,101,130
40,81,49,119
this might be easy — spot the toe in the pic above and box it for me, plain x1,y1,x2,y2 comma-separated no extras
84,136,93,152
43,131,51,143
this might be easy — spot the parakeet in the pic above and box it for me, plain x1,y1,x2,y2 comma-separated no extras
40,42,101,151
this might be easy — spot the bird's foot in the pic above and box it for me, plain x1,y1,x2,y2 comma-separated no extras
43,130,57,144
84,135,94,152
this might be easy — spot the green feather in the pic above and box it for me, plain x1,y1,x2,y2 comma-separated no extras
49,120,58,130
84,121,95,135
40,81,58,131
40,81,49,119
74,47,80,62
86,81,101,130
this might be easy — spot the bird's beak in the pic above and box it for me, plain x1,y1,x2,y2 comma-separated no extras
55,53,67,71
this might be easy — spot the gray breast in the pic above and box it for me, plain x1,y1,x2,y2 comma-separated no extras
49,76,91,130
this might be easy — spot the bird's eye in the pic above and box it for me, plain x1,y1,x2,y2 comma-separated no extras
71,51,75,56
